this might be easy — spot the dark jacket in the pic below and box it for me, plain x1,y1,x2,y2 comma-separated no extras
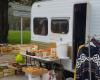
76,46,100,80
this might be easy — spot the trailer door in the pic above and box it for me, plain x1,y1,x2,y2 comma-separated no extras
73,3,87,68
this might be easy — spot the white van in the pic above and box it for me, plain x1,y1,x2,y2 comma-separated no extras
31,0,100,71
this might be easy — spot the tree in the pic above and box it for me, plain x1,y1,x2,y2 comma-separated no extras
0,0,41,43
0,0,9,43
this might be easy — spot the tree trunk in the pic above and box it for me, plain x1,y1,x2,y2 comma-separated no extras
0,0,9,43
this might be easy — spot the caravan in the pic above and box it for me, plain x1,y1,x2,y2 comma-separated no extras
31,0,100,71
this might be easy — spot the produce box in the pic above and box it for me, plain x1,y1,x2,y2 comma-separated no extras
0,66,15,78
4,71,15,77
0,71,3,78
22,66,48,76
3,68,15,77
0,66,6,78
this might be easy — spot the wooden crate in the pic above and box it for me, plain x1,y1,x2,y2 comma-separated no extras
0,71,3,78
22,67,48,76
3,68,15,77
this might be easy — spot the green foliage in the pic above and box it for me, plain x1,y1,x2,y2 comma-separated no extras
8,30,31,44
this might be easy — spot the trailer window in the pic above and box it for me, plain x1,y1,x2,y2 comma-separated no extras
34,18,48,35
51,19,69,34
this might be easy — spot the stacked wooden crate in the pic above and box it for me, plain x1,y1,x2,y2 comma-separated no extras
3,68,15,77
0,66,15,78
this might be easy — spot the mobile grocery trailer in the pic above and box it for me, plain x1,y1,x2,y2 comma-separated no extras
31,0,100,71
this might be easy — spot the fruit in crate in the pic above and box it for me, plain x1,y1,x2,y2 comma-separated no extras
22,67,48,75
27,67,34,73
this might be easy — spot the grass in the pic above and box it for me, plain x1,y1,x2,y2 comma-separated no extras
8,30,31,44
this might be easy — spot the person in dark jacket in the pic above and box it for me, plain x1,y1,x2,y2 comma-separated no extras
76,45,100,80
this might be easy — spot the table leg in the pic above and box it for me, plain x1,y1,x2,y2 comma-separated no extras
0,46,2,56
26,56,28,66
30,57,32,66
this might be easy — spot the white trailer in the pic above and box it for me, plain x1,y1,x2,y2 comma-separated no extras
31,0,100,71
